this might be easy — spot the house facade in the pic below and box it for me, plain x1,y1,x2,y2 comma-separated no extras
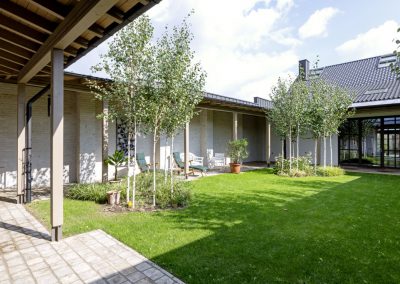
1,55,399,192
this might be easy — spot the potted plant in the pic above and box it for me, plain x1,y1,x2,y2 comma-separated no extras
105,150,128,182
227,138,249,174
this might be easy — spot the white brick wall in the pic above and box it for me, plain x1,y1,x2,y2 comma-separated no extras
0,83,105,189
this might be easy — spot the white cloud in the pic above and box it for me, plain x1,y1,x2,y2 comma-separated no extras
298,7,339,39
68,0,300,101
336,20,399,61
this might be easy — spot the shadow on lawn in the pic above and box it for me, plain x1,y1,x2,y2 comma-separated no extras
150,171,400,284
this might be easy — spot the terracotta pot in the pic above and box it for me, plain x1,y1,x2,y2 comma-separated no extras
229,163,241,174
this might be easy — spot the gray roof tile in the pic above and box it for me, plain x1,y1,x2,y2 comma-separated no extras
312,54,400,104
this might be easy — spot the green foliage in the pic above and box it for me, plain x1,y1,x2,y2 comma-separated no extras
316,166,345,177
273,154,314,177
227,138,249,164
105,150,128,181
135,172,192,209
391,27,400,77
67,182,125,204
66,172,192,209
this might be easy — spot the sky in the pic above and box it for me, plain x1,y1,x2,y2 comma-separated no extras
66,0,400,102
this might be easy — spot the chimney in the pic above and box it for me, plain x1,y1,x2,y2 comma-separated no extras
299,59,310,80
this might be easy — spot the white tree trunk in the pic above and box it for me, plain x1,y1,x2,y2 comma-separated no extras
323,135,326,168
330,135,333,167
296,127,300,170
164,137,168,184
170,135,174,193
152,129,157,207
289,128,292,171
314,138,318,174
281,139,284,171
132,122,137,209
127,132,131,203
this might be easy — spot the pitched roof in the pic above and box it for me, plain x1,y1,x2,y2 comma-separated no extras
311,54,400,106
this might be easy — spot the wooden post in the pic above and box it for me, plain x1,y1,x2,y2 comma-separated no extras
17,84,26,204
200,110,208,165
184,122,189,178
50,49,64,242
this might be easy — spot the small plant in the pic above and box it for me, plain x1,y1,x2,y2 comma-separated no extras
317,166,345,177
105,150,128,181
227,139,249,164
66,182,125,203
273,154,314,177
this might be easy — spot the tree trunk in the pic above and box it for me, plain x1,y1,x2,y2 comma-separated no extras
114,165,117,181
152,128,157,207
164,137,168,184
323,134,326,168
296,125,300,170
330,135,333,167
281,139,284,171
127,132,131,203
289,128,292,171
170,135,174,193
132,122,137,209
314,138,318,174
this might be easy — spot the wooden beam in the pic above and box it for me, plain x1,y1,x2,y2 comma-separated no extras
107,7,124,24
30,0,121,31
18,0,119,83
0,1,57,34
0,64,17,74
0,27,40,53
0,49,28,66
0,39,34,60
29,0,70,20
0,57,22,71
0,15,48,44
88,24,105,38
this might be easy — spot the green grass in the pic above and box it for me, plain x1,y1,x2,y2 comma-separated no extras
27,169,400,283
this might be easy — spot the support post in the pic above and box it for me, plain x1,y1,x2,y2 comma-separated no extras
17,84,26,204
50,49,64,242
266,118,271,166
200,110,208,165
232,112,238,140
184,122,189,178
102,100,109,182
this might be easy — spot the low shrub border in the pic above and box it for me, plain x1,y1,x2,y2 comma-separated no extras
66,172,192,209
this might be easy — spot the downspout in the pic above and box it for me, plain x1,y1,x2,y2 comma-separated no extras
24,85,50,203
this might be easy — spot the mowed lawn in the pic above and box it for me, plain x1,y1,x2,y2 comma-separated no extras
28,169,400,283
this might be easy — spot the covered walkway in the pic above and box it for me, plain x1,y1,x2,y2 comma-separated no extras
0,201,183,284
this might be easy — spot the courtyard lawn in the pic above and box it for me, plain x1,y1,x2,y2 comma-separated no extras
28,169,400,283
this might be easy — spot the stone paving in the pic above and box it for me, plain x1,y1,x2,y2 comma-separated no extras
0,201,184,284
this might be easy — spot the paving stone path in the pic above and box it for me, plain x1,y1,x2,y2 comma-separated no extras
0,201,184,284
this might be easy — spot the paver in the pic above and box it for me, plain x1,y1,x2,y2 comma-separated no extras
0,200,184,283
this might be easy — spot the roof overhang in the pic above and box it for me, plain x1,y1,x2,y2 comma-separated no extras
0,0,160,84
351,98,400,109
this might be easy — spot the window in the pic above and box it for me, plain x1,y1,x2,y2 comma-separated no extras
339,117,400,168
378,54,397,68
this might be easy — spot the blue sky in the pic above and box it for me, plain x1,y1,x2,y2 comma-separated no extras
67,0,400,101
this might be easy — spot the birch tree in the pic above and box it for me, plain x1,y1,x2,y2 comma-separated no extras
268,77,291,170
89,16,153,207
157,15,206,192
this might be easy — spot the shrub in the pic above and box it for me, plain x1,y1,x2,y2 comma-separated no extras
316,166,345,177
67,182,125,203
273,154,314,177
227,138,249,164
135,172,192,209
67,172,192,209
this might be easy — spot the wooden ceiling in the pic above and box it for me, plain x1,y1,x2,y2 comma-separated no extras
0,0,158,84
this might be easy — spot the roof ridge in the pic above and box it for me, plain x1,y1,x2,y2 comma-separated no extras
310,53,395,71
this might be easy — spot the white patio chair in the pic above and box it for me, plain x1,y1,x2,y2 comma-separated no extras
213,153,226,167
